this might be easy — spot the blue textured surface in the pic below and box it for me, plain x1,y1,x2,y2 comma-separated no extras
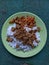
0,0,49,65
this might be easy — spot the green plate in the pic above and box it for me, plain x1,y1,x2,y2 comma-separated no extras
1,12,47,58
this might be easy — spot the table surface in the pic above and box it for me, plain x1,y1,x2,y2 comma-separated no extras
0,0,49,65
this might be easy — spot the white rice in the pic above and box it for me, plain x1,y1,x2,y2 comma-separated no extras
23,47,31,52
20,45,28,49
9,41,17,48
33,40,38,46
24,26,31,32
7,25,41,52
32,26,37,30
7,24,16,36
35,32,40,41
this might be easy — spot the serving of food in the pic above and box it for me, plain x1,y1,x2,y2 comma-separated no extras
2,12,47,57
6,16,41,52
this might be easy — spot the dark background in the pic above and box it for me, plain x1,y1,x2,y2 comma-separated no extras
0,0,49,65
